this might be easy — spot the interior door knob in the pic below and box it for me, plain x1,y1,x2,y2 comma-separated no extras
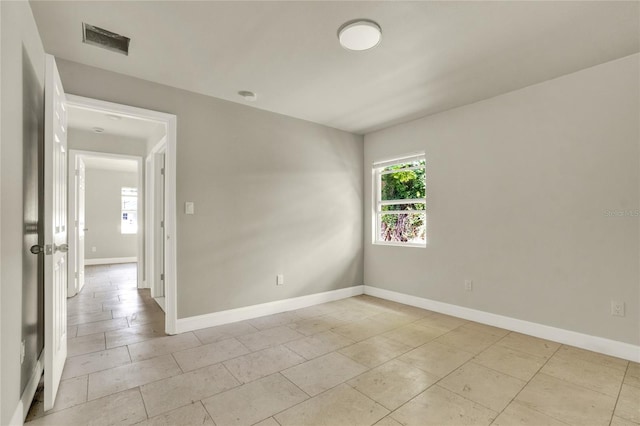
54,243,68,253
30,245,44,255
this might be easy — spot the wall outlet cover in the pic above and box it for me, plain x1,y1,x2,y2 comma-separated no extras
611,300,625,317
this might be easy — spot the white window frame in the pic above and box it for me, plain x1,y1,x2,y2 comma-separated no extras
121,187,138,234
373,153,427,248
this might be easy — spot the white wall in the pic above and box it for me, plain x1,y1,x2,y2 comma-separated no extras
84,168,138,261
68,128,147,157
365,54,640,346
56,59,365,319
0,1,45,424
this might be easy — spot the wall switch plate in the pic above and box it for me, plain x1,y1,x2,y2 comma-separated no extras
611,300,625,317
465,280,473,291
276,274,284,286
185,202,195,215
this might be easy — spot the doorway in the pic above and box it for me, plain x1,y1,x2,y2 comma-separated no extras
65,95,178,334
68,151,143,296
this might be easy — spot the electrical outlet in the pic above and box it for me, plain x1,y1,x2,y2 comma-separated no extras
465,280,473,291
611,300,625,317
276,274,284,286
20,341,25,364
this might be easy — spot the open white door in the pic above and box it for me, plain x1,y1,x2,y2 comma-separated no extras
44,54,68,411
152,153,166,308
77,157,86,292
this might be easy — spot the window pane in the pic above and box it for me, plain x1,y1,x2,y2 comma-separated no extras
380,165,425,201
379,212,426,244
381,160,425,173
122,187,137,197
381,203,425,211
122,211,137,234
122,196,137,210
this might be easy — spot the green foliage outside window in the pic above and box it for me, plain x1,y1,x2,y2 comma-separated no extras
379,161,426,243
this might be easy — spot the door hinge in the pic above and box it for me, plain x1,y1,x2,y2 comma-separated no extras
160,220,164,228
160,273,164,281
161,168,165,175
75,272,78,279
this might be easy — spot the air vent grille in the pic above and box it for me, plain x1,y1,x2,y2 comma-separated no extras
82,23,130,56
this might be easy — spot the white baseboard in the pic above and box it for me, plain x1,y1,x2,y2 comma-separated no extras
9,352,44,425
84,257,137,266
364,286,640,362
176,285,364,333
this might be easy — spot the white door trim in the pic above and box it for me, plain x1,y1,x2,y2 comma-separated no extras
65,94,178,335
68,149,143,293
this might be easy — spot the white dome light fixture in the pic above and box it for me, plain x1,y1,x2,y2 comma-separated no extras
338,19,382,51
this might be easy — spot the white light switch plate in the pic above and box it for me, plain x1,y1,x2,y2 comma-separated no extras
185,202,195,215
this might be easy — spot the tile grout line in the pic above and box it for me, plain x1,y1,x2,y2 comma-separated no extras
607,362,630,426
489,344,569,425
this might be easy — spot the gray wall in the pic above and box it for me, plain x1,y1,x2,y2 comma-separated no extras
364,54,640,345
84,168,138,260
0,1,46,424
68,128,147,157
56,59,365,319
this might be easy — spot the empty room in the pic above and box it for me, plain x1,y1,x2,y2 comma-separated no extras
1,1,639,425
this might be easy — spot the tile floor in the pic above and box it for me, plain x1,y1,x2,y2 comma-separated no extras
26,263,639,426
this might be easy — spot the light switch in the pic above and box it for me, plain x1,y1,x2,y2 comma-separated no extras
185,202,195,215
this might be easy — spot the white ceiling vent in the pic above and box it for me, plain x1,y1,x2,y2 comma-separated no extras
82,23,130,55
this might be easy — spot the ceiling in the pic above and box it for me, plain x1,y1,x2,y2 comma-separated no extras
82,155,138,173
67,105,165,140
31,1,639,134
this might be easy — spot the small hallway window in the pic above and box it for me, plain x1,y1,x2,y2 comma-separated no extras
121,187,138,234
373,154,426,247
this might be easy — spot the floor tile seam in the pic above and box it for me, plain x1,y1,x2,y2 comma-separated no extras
608,362,631,426
68,314,117,327
67,345,109,359
492,340,555,362
383,383,468,424
134,386,151,421
62,356,134,381
622,378,640,390
168,344,259,373
467,353,548,383
414,354,503,416
344,371,430,413
538,362,628,400
489,344,588,426
266,376,384,424
85,360,186,402
342,380,395,414
552,346,630,374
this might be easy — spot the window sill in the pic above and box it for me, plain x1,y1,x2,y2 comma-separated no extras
373,241,426,248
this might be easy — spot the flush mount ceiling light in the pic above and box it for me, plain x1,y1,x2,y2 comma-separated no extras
338,19,382,51
92,127,105,133
238,90,257,102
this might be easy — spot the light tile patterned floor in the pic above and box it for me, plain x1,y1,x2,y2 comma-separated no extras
26,263,640,426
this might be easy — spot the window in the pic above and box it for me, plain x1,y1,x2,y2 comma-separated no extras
373,154,426,247
121,187,138,234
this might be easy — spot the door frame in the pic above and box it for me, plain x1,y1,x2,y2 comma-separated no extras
146,140,166,302
65,95,178,334
68,150,143,296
